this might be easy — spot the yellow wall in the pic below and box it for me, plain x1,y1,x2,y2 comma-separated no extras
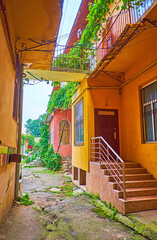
72,65,157,178
0,15,17,223
72,78,89,171
72,77,122,172
121,58,157,178
0,163,16,223
0,18,17,148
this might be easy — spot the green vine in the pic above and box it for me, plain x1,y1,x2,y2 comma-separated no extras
80,0,146,45
47,82,78,112
39,122,49,162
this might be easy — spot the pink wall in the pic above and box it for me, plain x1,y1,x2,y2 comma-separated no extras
49,109,72,157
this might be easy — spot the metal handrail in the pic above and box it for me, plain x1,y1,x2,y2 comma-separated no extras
90,136,126,199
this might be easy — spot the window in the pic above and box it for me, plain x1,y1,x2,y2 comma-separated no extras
50,124,54,144
74,99,83,145
142,81,157,142
59,120,70,145
60,82,67,88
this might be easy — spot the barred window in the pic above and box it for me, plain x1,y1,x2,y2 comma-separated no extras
59,120,70,145
74,99,83,145
142,81,157,142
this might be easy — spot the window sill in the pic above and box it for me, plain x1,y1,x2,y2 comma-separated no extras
74,142,84,146
143,141,157,144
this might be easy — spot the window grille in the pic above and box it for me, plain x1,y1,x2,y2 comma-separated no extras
59,120,70,145
142,81,157,142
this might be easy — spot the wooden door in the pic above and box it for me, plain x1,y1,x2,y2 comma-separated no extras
95,109,120,154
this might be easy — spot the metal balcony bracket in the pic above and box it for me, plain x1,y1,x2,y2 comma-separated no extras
143,18,157,27
15,38,56,53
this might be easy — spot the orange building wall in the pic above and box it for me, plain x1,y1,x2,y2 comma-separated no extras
0,16,17,223
121,61,157,178
72,64,157,178
0,17,17,148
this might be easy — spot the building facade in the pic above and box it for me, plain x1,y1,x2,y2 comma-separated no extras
46,84,72,157
71,0,157,214
0,0,62,223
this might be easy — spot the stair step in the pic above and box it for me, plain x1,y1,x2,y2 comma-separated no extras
125,195,157,201
104,168,147,175
118,187,157,198
119,195,157,212
101,162,141,169
109,173,153,182
113,180,157,189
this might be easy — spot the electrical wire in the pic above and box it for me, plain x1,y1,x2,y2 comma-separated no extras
58,0,69,45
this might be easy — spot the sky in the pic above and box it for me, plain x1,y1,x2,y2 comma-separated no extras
22,0,82,132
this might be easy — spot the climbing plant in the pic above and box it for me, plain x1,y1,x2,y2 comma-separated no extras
47,82,78,112
39,122,49,162
80,0,147,45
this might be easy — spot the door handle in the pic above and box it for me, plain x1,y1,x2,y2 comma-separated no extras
114,131,116,140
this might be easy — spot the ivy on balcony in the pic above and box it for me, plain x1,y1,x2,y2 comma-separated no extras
50,0,148,111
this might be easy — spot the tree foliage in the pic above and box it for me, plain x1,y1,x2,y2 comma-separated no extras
25,114,46,137
21,134,35,146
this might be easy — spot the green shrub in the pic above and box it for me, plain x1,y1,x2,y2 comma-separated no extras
44,145,61,171
20,193,34,206
27,156,31,163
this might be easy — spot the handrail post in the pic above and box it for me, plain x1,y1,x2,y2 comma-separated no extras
99,138,101,164
122,162,126,200
107,146,109,162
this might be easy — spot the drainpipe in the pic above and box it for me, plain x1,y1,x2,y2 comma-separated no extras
15,59,23,198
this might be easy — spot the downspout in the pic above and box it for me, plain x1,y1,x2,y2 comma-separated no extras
15,59,23,198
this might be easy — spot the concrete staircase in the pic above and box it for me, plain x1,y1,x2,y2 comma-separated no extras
101,161,157,213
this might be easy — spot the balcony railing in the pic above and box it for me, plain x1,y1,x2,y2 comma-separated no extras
52,45,96,72
97,0,154,61
52,0,154,72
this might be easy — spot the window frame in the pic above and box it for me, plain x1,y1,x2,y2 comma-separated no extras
74,98,84,146
141,80,157,143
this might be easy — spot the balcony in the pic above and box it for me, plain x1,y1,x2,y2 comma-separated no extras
51,0,154,74
51,45,96,74
96,0,154,62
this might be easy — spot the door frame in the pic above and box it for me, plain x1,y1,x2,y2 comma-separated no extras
94,108,120,154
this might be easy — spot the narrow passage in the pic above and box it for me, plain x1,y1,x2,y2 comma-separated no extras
0,167,146,240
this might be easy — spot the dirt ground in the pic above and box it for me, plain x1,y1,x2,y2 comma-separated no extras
0,167,147,240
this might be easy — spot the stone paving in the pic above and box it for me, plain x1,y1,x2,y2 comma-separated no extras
0,167,147,240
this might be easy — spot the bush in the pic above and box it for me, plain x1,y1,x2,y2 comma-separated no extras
44,145,61,171
27,156,31,163
20,193,34,206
